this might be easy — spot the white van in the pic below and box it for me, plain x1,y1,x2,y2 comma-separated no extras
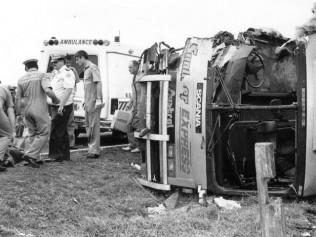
39,37,141,138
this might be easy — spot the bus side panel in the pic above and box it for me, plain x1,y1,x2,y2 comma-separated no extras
190,38,213,189
304,34,316,196
173,38,212,189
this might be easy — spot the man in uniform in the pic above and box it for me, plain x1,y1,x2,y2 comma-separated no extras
16,59,59,167
65,54,80,148
49,54,76,161
75,50,103,159
0,85,15,171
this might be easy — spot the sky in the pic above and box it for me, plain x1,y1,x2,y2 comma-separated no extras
0,0,315,85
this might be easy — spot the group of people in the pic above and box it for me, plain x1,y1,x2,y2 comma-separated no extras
0,50,103,171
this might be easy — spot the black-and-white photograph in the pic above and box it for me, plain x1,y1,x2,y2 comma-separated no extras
0,0,316,236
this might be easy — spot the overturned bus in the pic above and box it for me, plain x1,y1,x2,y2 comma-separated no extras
134,28,316,197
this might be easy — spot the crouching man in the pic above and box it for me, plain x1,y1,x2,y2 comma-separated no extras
0,85,15,171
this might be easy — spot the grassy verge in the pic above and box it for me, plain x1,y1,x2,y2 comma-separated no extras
0,147,315,237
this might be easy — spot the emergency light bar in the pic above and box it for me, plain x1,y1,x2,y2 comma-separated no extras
43,37,111,46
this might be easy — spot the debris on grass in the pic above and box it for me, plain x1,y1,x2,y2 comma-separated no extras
72,197,79,204
130,162,141,170
301,232,311,237
213,197,241,210
163,191,179,209
16,233,35,237
147,203,166,217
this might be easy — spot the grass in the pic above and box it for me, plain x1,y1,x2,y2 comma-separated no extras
0,147,315,237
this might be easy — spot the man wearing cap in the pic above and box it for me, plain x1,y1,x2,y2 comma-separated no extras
75,50,103,159
65,55,80,148
16,59,60,167
49,54,75,161
0,85,15,172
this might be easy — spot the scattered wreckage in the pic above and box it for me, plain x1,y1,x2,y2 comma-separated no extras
125,27,316,197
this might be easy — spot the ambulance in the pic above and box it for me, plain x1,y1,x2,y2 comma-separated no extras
39,37,141,138
135,29,316,197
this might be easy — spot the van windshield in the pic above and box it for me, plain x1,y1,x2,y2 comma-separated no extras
47,54,98,78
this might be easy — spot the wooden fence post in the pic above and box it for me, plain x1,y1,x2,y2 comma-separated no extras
255,142,286,237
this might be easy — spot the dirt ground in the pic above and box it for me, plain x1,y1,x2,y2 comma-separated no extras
0,147,316,237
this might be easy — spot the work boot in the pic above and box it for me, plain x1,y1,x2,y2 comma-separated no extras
139,128,151,137
122,146,132,151
23,155,40,168
130,148,140,153
36,160,45,165
86,153,100,159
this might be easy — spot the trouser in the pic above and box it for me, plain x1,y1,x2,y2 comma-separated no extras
67,105,76,147
0,137,11,161
49,104,73,160
24,107,51,160
85,108,101,155
126,110,138,149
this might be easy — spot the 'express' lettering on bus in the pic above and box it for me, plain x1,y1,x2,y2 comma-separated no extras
179,108,191,174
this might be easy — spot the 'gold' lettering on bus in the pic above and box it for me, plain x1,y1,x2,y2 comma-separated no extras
180,52,192,81
179,108,191,174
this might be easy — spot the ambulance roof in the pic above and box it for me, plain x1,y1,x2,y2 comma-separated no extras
41,37,142,56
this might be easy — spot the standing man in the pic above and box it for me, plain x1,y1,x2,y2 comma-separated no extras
0,85,15,171
16,59,60,167
75,50,103,159
65,55,80,148
122,60,140,153
49,54,75,161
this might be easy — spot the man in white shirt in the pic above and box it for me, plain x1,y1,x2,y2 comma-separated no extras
65,54,80,148
49,54,75,161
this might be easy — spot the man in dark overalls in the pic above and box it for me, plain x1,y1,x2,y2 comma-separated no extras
16,59,59,167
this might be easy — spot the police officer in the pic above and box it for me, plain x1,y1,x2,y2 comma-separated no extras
49,54,75,161
16,59,60,167
65,54,80,148
0,85,15,171
75,50,103,159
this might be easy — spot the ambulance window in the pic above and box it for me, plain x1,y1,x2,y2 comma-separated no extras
46,54,98,77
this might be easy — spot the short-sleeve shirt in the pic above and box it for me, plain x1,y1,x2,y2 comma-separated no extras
16,69,51,114
0,85,14,137
83,60,102,111
50,65,75,105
